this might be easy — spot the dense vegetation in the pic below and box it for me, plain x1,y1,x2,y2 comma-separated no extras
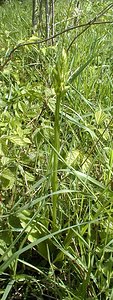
0,0,113,299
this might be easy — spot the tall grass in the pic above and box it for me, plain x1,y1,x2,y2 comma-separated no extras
0,0,113,299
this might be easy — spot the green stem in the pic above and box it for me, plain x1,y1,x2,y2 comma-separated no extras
52,95,61,226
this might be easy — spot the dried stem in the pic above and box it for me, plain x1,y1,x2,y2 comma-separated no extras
0,1,113,70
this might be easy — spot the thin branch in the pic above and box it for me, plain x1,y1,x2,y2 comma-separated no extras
0,2,113,71
51,0,55,45
67,2,113,51
32,0,38,34
0,21,112,71
45,0,50,40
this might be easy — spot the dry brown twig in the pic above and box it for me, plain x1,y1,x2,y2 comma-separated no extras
0,3,113,70
67,2,113,51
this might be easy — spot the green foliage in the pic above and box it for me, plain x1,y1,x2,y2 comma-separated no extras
0,0,113,299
